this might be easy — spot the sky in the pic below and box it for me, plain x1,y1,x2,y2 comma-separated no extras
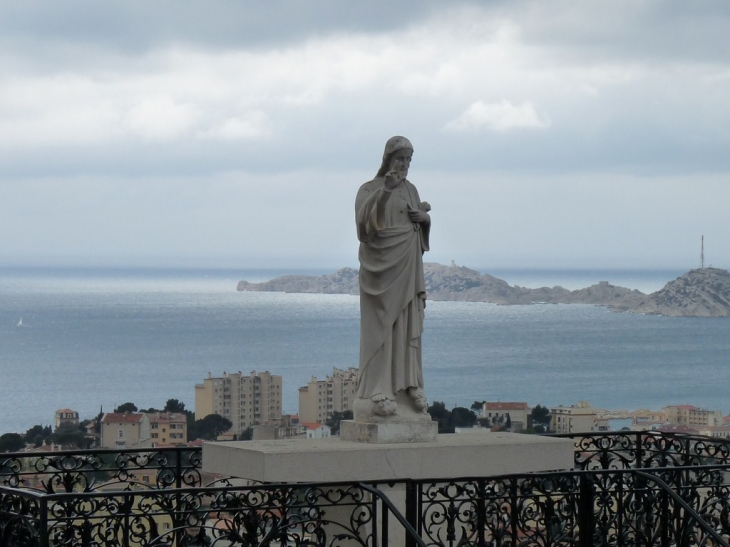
1,0,729,271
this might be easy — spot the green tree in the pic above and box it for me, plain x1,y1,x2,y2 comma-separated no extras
114,402,138,413
0,433,25,452
189,414,233,441
25,424,53,446
93,407,104,435
52,423,88,449
325,411,353,435
470,401,485,416
531,404,551,433
427,401,452,433
505,413,512,430
451,407,478,429
163,399,186,413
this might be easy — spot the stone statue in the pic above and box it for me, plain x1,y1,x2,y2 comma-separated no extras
353,136,432,423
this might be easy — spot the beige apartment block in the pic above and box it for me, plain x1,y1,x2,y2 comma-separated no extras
482,402,528,429
298,367,359,424
550,401,598,434
54,408,79,430
149,412,188,446
663,405,722,428
195,370,282,437
100,413,151,449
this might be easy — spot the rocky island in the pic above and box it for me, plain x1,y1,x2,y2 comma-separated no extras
237,264,730,317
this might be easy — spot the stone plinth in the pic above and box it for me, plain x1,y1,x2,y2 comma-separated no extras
340,419,437,444
202,432,574,483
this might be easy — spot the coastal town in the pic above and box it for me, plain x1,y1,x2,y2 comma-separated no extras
3,366,728,454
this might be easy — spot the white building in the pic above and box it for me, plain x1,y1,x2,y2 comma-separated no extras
301,422,331,439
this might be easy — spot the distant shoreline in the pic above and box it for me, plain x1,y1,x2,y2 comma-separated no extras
237,263,730,318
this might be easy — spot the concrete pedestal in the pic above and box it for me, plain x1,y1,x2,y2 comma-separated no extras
203,433,573,545
202,432,573,483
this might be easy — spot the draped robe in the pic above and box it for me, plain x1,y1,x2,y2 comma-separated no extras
355,177,430,401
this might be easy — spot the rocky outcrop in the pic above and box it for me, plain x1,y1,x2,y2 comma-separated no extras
236,267,359,294
236,263,730,317
422,263,646,307
630,268,730,317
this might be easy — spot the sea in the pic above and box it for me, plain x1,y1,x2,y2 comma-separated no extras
1,266,728,435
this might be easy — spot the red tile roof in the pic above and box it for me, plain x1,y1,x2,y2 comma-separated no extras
484,402,527,411
300,422,327,430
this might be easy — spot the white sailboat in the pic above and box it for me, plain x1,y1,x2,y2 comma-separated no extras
17,318,23,327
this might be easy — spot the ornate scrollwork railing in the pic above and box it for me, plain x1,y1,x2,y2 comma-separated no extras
0,447,210,495
555,431,730,471
4,433,730,546
2,481,418,546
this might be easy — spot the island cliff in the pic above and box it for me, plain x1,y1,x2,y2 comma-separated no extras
630,268,730,317
237,264,730,317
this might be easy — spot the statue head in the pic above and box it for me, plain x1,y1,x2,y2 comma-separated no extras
377,136,413,177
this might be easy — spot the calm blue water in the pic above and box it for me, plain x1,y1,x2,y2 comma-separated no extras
1,267,728,434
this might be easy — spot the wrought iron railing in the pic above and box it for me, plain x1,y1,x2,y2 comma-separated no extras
3,432,730,546
554,431,730,470
0,446,207,494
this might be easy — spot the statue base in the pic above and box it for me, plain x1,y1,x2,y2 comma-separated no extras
340,419,437,444
203,433,575,482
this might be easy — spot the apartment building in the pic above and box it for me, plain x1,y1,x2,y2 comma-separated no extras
663,405,722,428
100,412,151,449
298,367,359,424
149,412,187,446
550,401,598,434
195,370,282,436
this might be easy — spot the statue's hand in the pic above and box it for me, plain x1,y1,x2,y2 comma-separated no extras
383,169,402,191
407,204,430,224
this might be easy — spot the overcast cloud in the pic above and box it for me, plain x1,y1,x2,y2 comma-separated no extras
1,0,728,270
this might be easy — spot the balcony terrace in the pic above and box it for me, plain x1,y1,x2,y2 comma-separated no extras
2,431,730,546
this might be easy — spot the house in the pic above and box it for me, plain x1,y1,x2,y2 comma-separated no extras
54,408,79,430
300,422,331,439
100,412,151,449
252,415,304,440
481,401,528,430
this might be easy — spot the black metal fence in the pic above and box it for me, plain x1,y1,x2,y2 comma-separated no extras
3,433,730,546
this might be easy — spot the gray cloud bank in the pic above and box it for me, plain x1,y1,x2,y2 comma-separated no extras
1,1,728,269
